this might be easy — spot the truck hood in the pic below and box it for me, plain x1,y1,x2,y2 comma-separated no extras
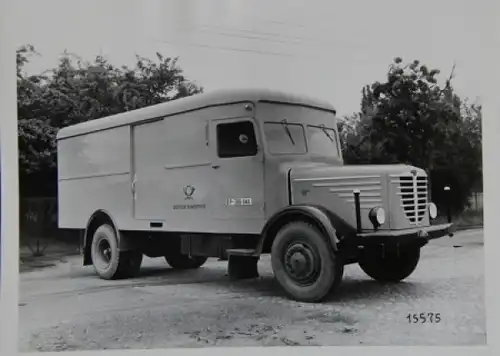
286,162,425,178
287,162,428,231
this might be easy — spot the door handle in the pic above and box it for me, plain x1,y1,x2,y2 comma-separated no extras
131,177,137,199
212,165,220,169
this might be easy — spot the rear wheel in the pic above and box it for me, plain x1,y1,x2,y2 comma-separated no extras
90,224,143,279
164,253,208,269
271,221,343,302
358,246,421,282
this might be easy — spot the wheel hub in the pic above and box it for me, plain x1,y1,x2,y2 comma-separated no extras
284,243,318,284
98,239,112,266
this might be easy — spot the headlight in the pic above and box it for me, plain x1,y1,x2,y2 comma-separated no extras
369,207,386,227
428,202,438,219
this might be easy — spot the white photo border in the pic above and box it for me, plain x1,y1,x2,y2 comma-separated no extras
1,0,499,355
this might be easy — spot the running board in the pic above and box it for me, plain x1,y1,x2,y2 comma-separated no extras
226,248,257,257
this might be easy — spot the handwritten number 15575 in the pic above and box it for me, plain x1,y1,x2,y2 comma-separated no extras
406,313,441,324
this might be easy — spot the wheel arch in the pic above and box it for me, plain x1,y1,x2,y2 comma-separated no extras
256,205,356,255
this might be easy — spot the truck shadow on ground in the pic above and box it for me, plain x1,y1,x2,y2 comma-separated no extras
78,264,427,304
140,263,424,301
52,259,426,304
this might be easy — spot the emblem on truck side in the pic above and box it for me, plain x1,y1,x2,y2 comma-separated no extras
173,185,205,210
183,185,196,200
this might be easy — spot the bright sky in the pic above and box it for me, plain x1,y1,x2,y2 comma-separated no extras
11,0,488,117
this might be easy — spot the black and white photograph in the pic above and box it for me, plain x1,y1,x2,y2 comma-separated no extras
3,0,495,353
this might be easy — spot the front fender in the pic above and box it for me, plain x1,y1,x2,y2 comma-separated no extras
257,205,357,254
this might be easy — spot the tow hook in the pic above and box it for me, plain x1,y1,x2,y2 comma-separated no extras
417,230,429,239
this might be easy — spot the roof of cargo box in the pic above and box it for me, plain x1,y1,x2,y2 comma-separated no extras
56,88,336,140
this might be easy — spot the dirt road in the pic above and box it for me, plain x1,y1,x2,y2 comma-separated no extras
18,229,486,351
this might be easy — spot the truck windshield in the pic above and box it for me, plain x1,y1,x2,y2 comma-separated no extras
307,125,340,158
264,121,307,155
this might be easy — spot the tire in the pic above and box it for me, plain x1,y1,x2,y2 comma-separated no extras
271,221,343,302
90,224,143,280
358,246,420,282
164,253,208,269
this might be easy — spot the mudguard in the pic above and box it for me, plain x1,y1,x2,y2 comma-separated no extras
257,204,357,254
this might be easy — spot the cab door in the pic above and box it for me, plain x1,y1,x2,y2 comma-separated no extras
209,117,265,233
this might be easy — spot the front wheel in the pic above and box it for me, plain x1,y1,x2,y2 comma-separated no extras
271,221,343,303
358,246,421,282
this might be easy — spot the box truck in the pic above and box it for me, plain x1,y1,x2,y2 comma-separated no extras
57,89,452,302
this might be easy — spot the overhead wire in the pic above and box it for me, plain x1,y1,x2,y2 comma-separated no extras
151,37,317,59
150,20,342,60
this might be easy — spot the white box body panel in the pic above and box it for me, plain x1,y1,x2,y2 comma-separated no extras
57,94,277,235
58,126,132,229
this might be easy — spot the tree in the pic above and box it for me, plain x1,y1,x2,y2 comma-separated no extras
17,45,58,188
338,57,482,214
17,45,203,196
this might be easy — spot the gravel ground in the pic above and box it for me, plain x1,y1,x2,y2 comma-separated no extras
18,229,486,351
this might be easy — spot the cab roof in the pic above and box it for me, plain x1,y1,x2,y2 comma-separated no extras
56,88,336,140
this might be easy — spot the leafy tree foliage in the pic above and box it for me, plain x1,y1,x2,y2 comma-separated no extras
339,57,482,214
17,45,203,196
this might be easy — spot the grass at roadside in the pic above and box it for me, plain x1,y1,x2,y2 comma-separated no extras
19,234,81,273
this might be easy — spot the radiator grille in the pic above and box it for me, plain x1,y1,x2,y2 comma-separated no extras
398,175,428,224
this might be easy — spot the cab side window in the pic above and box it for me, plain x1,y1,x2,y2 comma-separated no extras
217,121,258,158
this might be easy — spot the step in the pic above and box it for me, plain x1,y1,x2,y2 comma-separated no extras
226,248,257,257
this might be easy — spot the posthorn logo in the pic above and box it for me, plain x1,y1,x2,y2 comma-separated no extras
183,185,195,200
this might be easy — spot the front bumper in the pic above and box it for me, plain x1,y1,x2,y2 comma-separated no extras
356,223,453,244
